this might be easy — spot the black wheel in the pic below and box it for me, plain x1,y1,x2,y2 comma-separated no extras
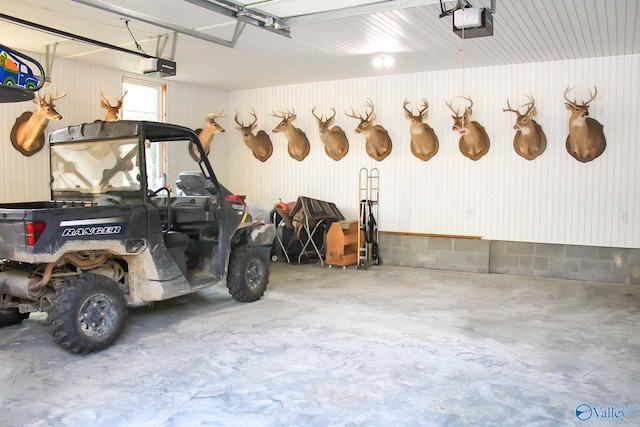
47,274,127,354
227,245,269,302
0,308,29,327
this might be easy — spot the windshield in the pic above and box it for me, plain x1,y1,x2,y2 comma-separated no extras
51,138,141,195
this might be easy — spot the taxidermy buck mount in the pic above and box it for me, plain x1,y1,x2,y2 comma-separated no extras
190,110,225,162
10,90,67,157
311,107,349,161
446,96,490,161
271,109,310,161
563,86,606,163
234,109,273,162
345,99,392,161
100,88,128,121
503,95,547,160
403,99,439,161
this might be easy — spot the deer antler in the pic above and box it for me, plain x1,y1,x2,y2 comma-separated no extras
363,99,375,121
457,96,473,116
445,100,460,117
346,99,375,121
271,110,287,119
505,96,536,116
402,99,412,115
564,86,577,107
235,110,257,128
101,87,126,108
271,109,295,120
234,111,244,127
46,89,67,104
502,99,519,114
314,107,337,123
458,96,473,109
583,86,598,105
419,99,429,116
311,107,322,121
34,91,46,103
345,107,363,120
404,99,429,118
520,95,536,117
249,108,258,127
207,108,225,120
100,87,109,103
565,86,597,107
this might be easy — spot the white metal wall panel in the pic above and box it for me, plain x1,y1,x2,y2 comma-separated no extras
1,53,637,248
225,55,640,248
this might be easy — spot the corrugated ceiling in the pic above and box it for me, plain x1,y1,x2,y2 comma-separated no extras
0,0,638,90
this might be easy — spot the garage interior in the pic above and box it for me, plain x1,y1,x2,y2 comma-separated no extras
1,0,640,425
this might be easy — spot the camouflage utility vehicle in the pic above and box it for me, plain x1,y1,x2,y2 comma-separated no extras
0,120,274,353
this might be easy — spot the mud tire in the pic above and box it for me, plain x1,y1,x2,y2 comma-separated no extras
227,245,269,303
47,274,127,354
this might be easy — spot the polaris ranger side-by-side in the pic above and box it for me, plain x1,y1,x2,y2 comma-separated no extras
0,120,274,353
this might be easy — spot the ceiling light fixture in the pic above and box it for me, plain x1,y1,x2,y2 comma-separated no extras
372,53,394,69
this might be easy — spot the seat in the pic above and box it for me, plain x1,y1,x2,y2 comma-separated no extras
176,171,214,196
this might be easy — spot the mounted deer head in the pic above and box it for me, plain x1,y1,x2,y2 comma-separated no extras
190,110,225,162
403,99,439,161
311,107,349,161
563,86,606,163
10,90,67,156
234,109,273,162
446,96,490,161
271,108,310,161
503,95,547,161
345,99,392,161
100,88,128,121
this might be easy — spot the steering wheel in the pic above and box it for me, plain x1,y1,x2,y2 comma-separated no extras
149,187,170,197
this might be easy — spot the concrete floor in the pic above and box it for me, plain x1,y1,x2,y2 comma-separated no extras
1,262,640,427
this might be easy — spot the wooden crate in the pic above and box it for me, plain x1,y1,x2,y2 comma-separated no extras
326,220,360,267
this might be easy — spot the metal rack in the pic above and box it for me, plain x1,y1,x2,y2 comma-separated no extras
357,167,379,269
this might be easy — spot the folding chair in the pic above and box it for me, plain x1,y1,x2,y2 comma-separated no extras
289,196,344,266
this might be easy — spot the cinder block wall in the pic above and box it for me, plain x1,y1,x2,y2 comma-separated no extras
378,233,640,285
378,234,490,274
489,241,640,284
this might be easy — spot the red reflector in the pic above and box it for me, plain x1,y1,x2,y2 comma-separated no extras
225,194,246,204
25,221,46,247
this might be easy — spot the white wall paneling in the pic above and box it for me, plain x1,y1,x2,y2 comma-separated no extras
226,55,640,249
1,53,638,248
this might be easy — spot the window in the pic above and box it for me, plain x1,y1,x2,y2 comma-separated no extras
121,78,166,190
51,139,140,195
